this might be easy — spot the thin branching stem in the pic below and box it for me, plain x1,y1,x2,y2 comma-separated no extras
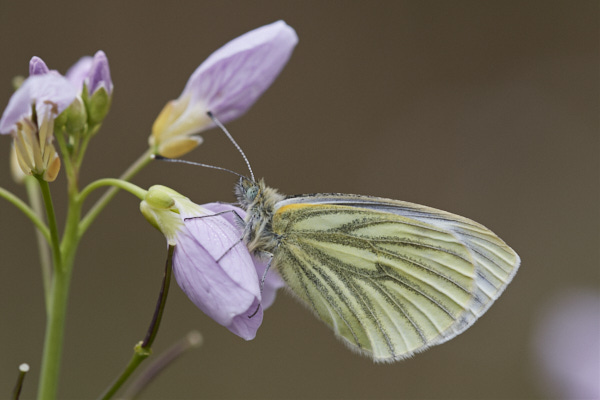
98,245,174,400
12,364,29,400
0,185,50,242
121,331,203,400
25,177,52,312
36,177,62,270
79,148,153,236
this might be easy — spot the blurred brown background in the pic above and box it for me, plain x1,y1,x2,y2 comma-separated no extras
0,1,597,399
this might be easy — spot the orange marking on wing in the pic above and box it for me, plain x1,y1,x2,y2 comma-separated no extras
275,203,322,215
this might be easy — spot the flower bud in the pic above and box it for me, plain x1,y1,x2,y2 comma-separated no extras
58,96,88,136
66,50,113,128
149,20,298,157
29,56,50,76
84,85,111,127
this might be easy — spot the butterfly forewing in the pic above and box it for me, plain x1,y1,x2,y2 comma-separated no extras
271,203,486,361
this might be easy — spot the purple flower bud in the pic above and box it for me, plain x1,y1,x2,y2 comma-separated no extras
87,51,113,96
65,51,113,96
29,56,50,76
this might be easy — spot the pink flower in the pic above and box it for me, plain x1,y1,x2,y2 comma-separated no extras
202,202,285,310
140,187,283,339
0,73,77,181
149,20,298,158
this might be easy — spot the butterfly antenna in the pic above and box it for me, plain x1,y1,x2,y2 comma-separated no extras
153,155,246,179
207,111,255,182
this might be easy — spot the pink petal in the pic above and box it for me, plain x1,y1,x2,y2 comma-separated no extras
173,209,263,340
65,56,93,93
182,20,298,124
0,74,77,134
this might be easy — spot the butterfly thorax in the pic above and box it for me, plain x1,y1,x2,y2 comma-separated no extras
235,178,285,254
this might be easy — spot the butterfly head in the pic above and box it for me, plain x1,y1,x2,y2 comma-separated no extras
235,177,260,210
235,177,285,213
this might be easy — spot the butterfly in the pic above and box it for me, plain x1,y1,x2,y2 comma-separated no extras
235,177,520,362
161,113,520,362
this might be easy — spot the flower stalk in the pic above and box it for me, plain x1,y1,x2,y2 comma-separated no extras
79,148,153,236
36,178,81,400
0,185,49,241
98,245,175,400
120,331,203,400
36,177,62,269
12,364,29,400
25,177,53,310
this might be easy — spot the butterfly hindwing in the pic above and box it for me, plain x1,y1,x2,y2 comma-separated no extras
271,202,487,362
277,194,521,340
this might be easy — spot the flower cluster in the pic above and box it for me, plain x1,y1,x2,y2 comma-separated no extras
0,51,113,181
0,20,297,398
1,20,295,339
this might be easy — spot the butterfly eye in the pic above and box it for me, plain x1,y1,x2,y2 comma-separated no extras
246,186,259,202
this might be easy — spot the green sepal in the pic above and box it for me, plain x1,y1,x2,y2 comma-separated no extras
83,85,112,128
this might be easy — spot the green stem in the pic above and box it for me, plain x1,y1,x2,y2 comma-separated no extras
25,177,53,313
121,331,203,400
74,135,91,170
0,186,50,243
98,245,174,400
74,126,99,170
35,147,153,399
37,181,82,400
79,148,153,237
142,245,174,349
79,179,147,205
54,128,76,184
99,343,152,400
36,266,72,400
12,364,29,400
36,178,62,270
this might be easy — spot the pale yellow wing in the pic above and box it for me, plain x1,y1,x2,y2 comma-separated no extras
271,195,520,362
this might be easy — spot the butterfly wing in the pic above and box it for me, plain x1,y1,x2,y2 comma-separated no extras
270,195,520,362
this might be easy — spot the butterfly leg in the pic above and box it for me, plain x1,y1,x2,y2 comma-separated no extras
183,208,244,225
216,237,245,262
258,252,275,294
248,253,275,319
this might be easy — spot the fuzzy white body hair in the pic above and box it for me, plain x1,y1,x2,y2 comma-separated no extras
235,178,285,254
